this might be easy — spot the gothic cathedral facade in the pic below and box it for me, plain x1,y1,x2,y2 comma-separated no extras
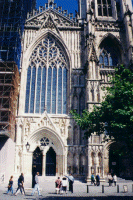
15,0,133,182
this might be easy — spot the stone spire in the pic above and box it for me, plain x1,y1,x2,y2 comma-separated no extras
48,0,54,4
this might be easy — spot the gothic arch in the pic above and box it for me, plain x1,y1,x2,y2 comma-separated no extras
98,33,123,52
24,30,71,69
98,33,123,68
24,31,71,114
26,126,65,155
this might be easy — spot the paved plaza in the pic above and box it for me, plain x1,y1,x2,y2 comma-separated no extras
0,177,133,200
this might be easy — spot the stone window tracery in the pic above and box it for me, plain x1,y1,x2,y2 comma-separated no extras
99,49,118,68
25,36,68,114
97,0,112,17
40,137,49,146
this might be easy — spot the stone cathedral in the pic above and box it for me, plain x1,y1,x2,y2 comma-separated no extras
15,0,133,183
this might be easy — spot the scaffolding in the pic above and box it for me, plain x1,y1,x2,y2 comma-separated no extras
0,0,36,139
0,62,19,140
0,0,36,68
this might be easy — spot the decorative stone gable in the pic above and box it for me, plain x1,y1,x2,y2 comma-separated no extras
40,14,57,30
16,112,60,141
25,9,76,29
37,111,58,132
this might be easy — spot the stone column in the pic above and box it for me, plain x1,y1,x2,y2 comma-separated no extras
42,153,46,176
101,153,104,178
95,152,98,175
56,155,64,176
87,146,91,181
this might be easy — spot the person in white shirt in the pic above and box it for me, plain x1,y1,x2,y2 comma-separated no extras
31,172,41,196
61,177,67,194
108,173,113,186
113,174,117,186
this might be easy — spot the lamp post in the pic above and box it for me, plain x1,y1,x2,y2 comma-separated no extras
26,142,30,151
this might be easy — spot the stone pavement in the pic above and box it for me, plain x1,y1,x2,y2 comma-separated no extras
0,177,133,200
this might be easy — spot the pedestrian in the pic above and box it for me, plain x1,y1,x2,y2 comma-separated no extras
66,174,74,193
113,174,117,186
91,173,95,185
14,173,25,196
31,172,41,196
96,174,100,186
6,176,14,194
55,177,62,194
61,177,67,194
108,173,113,186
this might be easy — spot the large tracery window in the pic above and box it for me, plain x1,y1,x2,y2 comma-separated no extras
97,0,112,17
99,37,119,68
25,36,68,114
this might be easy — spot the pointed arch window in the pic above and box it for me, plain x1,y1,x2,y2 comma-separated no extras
97,0,112,17
99,49,118,68
25,36,68,114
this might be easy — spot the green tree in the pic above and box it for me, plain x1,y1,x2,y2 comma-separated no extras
71,65,133,156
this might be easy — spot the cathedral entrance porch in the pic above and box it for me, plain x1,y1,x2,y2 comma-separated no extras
15,126,66,188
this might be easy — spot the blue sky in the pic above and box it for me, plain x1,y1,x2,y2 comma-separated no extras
36,0,78,16
36,0,133,14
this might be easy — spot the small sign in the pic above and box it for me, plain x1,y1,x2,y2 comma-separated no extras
112,162,116,165
123,185,128,193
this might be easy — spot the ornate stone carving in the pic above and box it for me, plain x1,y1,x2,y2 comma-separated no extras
25,9,76,29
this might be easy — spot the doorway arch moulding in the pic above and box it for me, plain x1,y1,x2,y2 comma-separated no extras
23,126,66,176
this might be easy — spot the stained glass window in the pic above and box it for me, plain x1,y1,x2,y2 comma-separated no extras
25,66,31,113
58,67,62,114
25,36,68,114
35,66,41,113
30,66,36,113
99,50,118,68
41,66,46,113
52,67,57,114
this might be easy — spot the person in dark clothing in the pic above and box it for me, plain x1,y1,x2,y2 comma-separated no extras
66,174,74,193
14,173,25,195
6,176,14,194
91,174,95,185
96,174,100,186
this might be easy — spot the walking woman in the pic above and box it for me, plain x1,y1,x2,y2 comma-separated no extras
6,176,14,194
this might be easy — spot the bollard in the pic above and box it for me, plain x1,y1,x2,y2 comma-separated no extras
102,185,104,193
117,185,119,193
87,185,89,193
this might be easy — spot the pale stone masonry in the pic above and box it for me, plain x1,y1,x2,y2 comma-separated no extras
15,0,133,184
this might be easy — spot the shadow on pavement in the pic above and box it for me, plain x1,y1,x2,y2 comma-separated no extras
30,196,133,200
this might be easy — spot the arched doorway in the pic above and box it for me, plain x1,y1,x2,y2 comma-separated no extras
32,147,42,187
46,147,56,176
109,143,121,176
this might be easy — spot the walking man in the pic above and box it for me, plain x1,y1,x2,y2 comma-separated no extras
31,172,41,196
14,173,25,196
